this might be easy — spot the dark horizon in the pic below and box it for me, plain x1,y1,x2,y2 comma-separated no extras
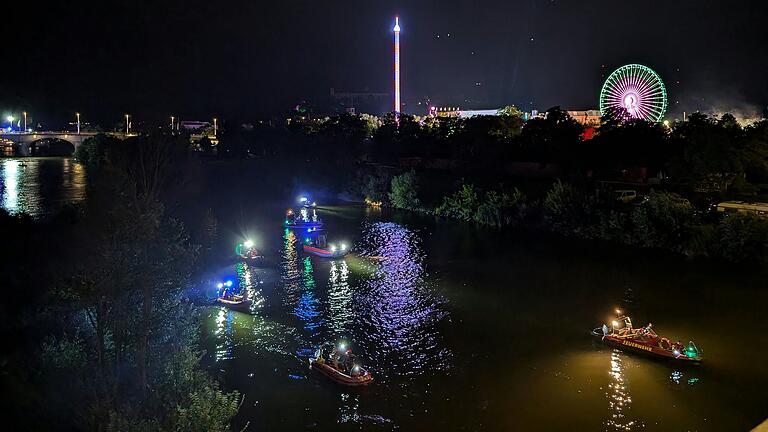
1,0,767,127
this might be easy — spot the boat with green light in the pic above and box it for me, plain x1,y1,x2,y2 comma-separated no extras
592,310,702,363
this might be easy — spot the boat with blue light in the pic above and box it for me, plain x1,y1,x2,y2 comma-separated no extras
214,280,250,309
592,309,702,363
284,207,323,229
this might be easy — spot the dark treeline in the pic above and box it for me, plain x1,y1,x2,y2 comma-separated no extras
209,107,768,262
0,134,238,431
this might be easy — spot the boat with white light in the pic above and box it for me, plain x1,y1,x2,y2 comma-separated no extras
309,343,373,386
235,239,264,262
592,309,702,363
302,233,349,258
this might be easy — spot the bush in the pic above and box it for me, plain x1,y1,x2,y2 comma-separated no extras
716,212,768,262
435,183,527,227
543,180,596,236
630,191,696,251
435,183,479,221
389,170,421,210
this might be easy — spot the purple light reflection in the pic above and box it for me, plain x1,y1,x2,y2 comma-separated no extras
355,222,451,378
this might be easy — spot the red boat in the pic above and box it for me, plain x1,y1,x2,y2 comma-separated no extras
309,345,373,386
303,244,349,258
592,310,702,363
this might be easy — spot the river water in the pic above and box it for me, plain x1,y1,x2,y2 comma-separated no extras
0,157,86,217
4,158,767,430
201,203,768,431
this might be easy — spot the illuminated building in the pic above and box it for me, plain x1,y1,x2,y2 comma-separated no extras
393,17,401,113
567,110,602,126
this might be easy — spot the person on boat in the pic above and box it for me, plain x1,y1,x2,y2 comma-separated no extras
343,350,356,373
329,346,341,369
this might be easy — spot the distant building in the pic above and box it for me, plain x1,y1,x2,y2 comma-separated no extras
180,120,211,130
433,106,540,120
567,110,601,126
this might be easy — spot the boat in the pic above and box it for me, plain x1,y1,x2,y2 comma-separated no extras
309,344,373,386
302,233,349,258
303,243,349,258
592,310,702,363
216,293,248,307
285,218,324,229
214,281,251,310
236,239,264,262
284,207,324,229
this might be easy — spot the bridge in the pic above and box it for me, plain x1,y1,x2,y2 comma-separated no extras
0,131,130,156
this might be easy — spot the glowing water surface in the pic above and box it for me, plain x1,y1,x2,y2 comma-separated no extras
0,157,86,217
200,204,768,431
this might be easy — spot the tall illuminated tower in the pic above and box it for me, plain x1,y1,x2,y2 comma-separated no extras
393,16,401,113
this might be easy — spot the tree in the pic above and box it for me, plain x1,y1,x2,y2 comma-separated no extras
630,191,697,251
389,170,421,210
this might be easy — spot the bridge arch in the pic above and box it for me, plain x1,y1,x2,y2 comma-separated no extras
29,138,76,156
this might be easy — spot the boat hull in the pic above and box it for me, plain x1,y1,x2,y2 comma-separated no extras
285,222,324,229
309,360,373,386
215,297,251,311
303,245,348,258
600,334,701,363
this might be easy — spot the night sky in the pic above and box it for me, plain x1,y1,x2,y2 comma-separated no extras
2,0,767,127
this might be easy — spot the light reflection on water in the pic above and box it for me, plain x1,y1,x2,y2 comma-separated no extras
0,158,86,217
295,256,323,333
605,350,641,431
214,308,235,362
355,221,451,378
327,260,352,334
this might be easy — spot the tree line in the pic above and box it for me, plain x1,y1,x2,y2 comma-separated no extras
0,133,239,431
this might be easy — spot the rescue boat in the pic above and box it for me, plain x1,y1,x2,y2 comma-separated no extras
592,310,702,363
309,346,373,386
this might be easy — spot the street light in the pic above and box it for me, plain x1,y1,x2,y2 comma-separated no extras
213,117,218,136
125,114,130,134
6,115,14,132
23,112,27,132
170,115,175,131
76,112,81,134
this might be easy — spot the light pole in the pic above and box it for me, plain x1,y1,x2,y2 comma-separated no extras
125,114,130,134
170,116,175,131
76,113,81,134
213,117,218,136
23,112,27,132
6,115,14,132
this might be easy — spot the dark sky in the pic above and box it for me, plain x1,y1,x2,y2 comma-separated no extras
1,0,767,127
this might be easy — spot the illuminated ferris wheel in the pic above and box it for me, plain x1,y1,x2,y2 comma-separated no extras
599,64,668,123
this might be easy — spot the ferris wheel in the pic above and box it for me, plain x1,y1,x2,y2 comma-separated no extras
599,64,668,123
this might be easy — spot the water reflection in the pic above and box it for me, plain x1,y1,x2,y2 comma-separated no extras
214,308,235,362
356,222,451,378
0,158,86,217
295,257,323,333
338,392,361,424
280,228,302,307
327,260,352,334
605,350,640,431
235,262,265,313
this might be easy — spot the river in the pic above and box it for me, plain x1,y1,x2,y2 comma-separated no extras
4,158,767,430
0,157,86,217
200,203,768,431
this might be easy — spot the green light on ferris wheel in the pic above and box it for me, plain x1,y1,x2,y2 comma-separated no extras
600,64,668,123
